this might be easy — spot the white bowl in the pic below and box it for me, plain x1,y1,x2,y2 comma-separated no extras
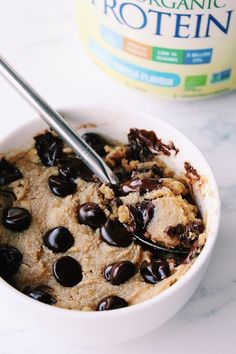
0,106,220,346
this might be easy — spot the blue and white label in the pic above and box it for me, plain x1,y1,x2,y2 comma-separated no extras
184,49,213,65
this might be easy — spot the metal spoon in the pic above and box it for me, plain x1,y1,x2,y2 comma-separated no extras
0,56,190,255
0,55,119,185
133,234,190,255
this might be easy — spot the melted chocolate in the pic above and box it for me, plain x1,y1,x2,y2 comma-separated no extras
34,132,64,167
77,203,107,230
48,175,77,197
2,207,32,232
125,202,154,234
140,259,170,284
26,289,56,305
104,261,136,285
53,256,82,287
0,158,23,186
58,157,94,182
121,178,162,195
97,295,128,311
43,226,74,253
100,220,133,247
128,128,179,161
0,245,22,279
82,132,108,157
165,220,204,247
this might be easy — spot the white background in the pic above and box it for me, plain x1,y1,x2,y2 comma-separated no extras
0,1,236,353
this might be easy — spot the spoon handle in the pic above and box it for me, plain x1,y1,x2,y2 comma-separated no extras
0,56,118,185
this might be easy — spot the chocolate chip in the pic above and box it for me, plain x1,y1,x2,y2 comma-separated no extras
58,157,94,181
126,202,154,234
2,207,32,232
26,289,56,305
121,178,162,195
0,245,22,279
140,259,170,284
104,261,136,285
0,158,23,186
48,175,77,197
34,132,64,167
100,220,133,247
53,256,82,287
128,128,179,162
97,295,128,311
77,203,106,229
82,133,108,157
43,227,74,253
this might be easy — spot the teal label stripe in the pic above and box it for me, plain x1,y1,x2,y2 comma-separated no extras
89,40,181,88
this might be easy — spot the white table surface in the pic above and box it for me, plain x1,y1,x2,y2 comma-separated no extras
0,1,236,353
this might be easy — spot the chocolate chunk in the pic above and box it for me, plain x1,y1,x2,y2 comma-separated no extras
165,224,185,238
77,203,106,229
43,226,74,253
104,261,136,285
0,158,22,186
100,220,133,247
82,132,108,157
126,202,154,234
48,175,77,197
121,178,162,195
97,295,128,311
128,128,179,161
0,245,22,279
165,221,204,247
179,220,205,247
58,157,94,182
53,256,82,287
26,289,56,305
140,259,170,284
2,207,32,232
34,132,64,167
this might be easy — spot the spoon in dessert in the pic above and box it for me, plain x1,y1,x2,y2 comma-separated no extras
0,55,119,186
0,55,190,256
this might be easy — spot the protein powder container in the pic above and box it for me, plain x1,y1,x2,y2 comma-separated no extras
77,1,236,99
